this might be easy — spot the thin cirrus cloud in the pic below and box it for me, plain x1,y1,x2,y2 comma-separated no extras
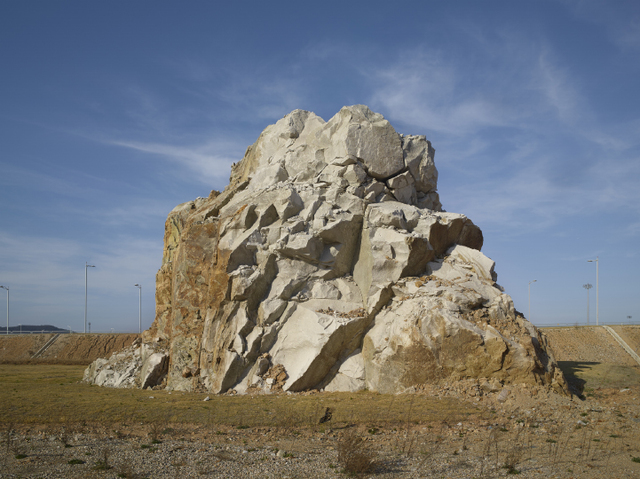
107,139,239,186
533,50,586,125
360,41,640,239
368,47,577,137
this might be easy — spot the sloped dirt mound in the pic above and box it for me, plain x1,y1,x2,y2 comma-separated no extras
611,325,640,355
0,334,54,362
0,334,139,364
542,326,638,365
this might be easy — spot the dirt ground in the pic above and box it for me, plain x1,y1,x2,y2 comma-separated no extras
610,325,640,354
542,326,640,365
1,326,640,478
0,333,139,364
2,376,639,478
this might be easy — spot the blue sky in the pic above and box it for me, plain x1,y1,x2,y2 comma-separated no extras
1,0,639,332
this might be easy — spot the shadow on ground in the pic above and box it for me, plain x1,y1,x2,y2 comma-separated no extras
558,361,640,393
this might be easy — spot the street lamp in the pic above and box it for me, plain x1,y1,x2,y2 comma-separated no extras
528,280,537,321
134,284,141,334
0,285,8,335
587,257,599,325
85,262,95,334
583,284,593,325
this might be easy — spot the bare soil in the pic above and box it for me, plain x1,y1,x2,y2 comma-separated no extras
542,326,639,365
0,334,139,365
610,325,640,354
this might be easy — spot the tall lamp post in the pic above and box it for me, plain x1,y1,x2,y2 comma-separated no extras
85,262,95,334
134,283,141,334
528,280,537,320
0,285,8,335
583,283,593,325
587,257,599,325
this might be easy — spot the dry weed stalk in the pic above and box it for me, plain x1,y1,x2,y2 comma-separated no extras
2,422,15,468
148,412,171,443
395,396,417,455
93,448,112,471
337,431,377,475
115,462,143,479
503,428,524,474
59,417,77,447
479,428,500,476
3,422,14,456
416,425,445,472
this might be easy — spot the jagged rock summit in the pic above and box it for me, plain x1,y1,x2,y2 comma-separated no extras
85,105,567,395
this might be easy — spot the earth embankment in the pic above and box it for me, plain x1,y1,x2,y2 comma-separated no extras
542,325,640,364
541,325,640,391
0,333,139,364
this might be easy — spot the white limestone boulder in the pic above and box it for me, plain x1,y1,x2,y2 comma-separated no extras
84,105,567,396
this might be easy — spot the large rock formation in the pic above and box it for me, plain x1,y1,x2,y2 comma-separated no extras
85,105,567,394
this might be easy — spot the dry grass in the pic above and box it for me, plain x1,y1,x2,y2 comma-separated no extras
0,364,484,429
337,431,377,475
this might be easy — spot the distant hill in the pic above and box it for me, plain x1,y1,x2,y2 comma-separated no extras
1,325,69,334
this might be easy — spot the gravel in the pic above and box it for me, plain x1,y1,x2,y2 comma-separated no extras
3,383,640,479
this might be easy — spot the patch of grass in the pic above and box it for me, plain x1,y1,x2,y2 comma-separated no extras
557,361,640,390
14,453,27,459
632,456,640,463
0,364,484,429
68,458,85,464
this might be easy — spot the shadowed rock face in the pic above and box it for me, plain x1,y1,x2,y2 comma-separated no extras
85,105,567,395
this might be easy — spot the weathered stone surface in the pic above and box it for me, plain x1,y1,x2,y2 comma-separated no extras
362,245,565,394
84,105,567,395
141,352,169,389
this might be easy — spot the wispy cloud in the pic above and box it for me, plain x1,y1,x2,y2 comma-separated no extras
354,27,640,237
108,139,237,185
534,48,587,125
368,53,512,136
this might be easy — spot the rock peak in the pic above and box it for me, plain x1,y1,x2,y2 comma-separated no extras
231,105,440,209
